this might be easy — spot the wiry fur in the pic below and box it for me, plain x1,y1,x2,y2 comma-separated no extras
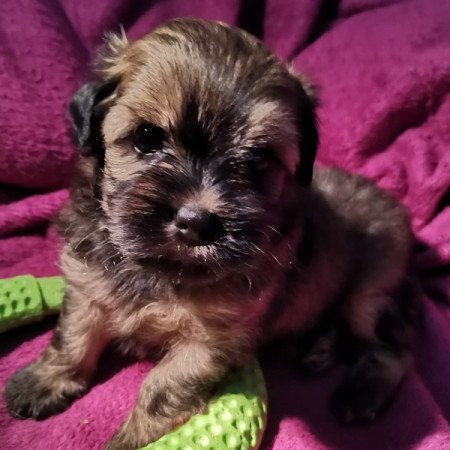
4,19,420,449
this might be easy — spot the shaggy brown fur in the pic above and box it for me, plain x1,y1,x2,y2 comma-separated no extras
4,18,421,449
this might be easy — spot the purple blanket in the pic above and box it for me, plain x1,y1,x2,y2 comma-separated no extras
1,1,450,448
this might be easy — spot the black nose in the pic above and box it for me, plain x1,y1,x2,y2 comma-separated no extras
174,206,223,245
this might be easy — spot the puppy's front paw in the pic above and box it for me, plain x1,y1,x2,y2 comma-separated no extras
105,424,158,450
104,434,124,450
105,407,190,450
104,430,137,450
4,364,86,420
104,409,154,450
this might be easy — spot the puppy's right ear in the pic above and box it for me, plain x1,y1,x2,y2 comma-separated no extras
68,82,115,156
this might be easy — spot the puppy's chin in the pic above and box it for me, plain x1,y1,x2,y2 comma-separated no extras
136,256,224,286
122,237,262,286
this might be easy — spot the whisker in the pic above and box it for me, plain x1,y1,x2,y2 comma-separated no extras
250,242,284,268
74,229,99,250
265,224,283,239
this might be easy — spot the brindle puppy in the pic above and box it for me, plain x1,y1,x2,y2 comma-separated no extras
4,18,420,449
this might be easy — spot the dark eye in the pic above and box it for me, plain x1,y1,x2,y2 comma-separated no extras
253,151,273,172
132,124,165,154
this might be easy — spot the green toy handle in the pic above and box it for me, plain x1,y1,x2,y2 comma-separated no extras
0,274,268,449
0,275,65,333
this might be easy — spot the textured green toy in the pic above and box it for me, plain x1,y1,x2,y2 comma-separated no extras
141,360,267,450
0,275,65,333
0,275,267,450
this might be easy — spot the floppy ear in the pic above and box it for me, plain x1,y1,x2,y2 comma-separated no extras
293,76,319,187
68,29,129,156
68,82,115,156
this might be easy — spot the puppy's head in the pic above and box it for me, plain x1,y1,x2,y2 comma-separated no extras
69,19,318,284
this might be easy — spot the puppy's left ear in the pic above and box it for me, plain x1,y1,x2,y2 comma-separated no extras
68,29,129,156
292,74,319,187
68,81,116,156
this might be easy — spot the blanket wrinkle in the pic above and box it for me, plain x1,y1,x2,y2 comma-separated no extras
0,190,68,236
338,0,409,19
1,0,449,449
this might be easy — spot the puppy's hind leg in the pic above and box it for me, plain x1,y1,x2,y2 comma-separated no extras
330,278,421,424
4,284,109,420
331,341,412,424
296,317,339,376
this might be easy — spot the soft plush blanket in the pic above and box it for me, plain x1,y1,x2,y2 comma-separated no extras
1,0,450,449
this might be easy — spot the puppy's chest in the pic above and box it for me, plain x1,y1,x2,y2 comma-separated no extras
107,291,255,355
109,296,194,344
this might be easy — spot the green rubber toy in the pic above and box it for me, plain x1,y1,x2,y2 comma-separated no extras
0,275,267,450
142,360,267,450
0,275,65,333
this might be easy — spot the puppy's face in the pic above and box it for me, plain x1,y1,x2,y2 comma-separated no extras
69,19,318,284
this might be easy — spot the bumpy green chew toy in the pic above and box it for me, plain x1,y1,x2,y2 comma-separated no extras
0,275,64,333
0,275,267,450
141,360,267,450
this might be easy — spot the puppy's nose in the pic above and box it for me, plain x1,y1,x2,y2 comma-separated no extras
174,206,223,245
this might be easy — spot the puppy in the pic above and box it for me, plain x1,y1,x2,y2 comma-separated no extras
4,18,420,449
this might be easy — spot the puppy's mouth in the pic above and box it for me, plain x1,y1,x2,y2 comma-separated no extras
112,207,269,284
137,254,222,285
135,231,255,284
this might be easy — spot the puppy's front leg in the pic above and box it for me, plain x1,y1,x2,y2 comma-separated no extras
4,284,108,420
106,341,232,450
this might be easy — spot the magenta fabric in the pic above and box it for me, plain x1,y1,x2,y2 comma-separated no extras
1,0,450,449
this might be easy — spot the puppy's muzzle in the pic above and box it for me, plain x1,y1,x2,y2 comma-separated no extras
173,205,224,246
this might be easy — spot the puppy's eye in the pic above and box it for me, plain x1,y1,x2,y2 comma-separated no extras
132,124,165,155
255,158,270,172
253,151,273,172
